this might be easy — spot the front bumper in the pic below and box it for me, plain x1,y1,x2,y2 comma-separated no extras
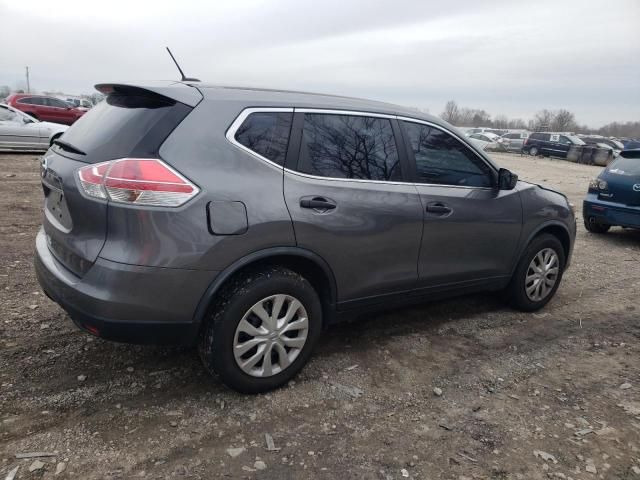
583,196,640,229
34,228,216,345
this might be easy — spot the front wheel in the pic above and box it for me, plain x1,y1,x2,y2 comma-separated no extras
199,267,322,393
507,234,565,312
584,216,610,234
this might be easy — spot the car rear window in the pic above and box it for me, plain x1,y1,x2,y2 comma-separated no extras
608,157,640,176
234,112,293,166
56,93,192,163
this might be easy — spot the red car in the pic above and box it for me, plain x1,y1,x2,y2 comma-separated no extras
6,94,86,125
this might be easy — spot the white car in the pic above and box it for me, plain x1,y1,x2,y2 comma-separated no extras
468,132,501,151
0,103,68,151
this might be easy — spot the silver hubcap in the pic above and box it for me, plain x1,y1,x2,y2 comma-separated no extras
525,248,560,302
233,294,308,378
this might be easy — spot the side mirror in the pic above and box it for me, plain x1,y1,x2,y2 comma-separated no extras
22,116,32,124
498,168,518,190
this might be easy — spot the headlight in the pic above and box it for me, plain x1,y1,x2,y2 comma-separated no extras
588,179,608,191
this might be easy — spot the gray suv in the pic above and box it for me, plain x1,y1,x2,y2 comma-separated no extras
35,82,576,393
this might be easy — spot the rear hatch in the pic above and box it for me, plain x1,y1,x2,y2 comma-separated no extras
602,150,640,207
40,84,199,277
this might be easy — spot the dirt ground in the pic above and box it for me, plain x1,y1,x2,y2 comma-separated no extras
1,151,639,480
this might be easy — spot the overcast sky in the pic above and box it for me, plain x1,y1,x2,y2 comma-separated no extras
1,0,638,127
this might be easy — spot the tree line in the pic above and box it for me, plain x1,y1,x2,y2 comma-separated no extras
440,100,640,138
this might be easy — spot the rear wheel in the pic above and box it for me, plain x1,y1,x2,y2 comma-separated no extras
529,146,539,156
584,216,610,233
507,234,565,312
198,266,322,393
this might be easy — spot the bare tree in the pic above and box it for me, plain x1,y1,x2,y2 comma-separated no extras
552,109,576,132
533,110,555,131
508,118,527,129
440,100,460,125
494,115,509,129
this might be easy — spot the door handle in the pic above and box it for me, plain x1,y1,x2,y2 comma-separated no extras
426,202,452,215
300,197,336,210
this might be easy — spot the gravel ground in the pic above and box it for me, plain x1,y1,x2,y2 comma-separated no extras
1,151,639,480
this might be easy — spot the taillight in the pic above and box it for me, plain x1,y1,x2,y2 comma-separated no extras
523,138,529,146
77,158,199,207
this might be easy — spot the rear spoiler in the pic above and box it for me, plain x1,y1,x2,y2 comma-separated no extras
620,149,640,159
95,81,203,107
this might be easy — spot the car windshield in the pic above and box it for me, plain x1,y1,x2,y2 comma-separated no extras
607,157,640,176
568,136,585,145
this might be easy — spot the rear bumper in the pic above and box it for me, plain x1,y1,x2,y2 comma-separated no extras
34,228,216,345
583,196,640,229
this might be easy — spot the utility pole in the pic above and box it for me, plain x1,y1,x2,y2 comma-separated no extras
25,66,30,93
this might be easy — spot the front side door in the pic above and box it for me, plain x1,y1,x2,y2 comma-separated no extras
399,119,522,290
284,111,423,306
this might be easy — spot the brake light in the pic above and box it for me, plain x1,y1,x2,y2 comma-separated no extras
77,158,199,207
523,138,529,146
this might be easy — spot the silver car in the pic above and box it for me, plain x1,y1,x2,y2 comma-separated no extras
498,132,529,152
0,104,67,151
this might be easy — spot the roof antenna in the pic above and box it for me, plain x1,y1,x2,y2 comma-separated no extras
166,47,200,82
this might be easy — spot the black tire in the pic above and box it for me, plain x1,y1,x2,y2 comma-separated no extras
583,216,610,234
198,266,322,394
507,234,566,312
529,146,539,156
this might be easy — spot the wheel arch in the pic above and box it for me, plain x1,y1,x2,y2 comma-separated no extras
192,247,338,329
520,221,572,268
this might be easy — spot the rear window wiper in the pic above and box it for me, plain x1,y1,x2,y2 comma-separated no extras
53,139,86,156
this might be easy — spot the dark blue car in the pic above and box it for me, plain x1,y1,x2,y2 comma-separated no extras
583,149,640,233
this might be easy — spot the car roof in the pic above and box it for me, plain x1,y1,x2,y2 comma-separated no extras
95,80,446,126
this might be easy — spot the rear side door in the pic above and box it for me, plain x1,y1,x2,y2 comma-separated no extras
283,110,424,306
398,119,522,290
44,98,71,124
31,97,51,122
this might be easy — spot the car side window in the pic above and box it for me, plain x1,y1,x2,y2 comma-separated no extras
17,98,33,105
401,121,493,188
0,107,18,122
44,98,65,108
234,112,293,166
297,113,401,181
559,136,572,145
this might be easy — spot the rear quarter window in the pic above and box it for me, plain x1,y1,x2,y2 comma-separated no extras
234,112,293,166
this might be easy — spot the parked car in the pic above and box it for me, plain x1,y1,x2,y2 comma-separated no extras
468,132,501,151
6,94,86,125
465,127,507,137
583,149,640,233
35,82,576,393
523,132,586,158
580,136,623,159
498,132,529,152
0,103,67,151
63,97,93,110
622,139,640,150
